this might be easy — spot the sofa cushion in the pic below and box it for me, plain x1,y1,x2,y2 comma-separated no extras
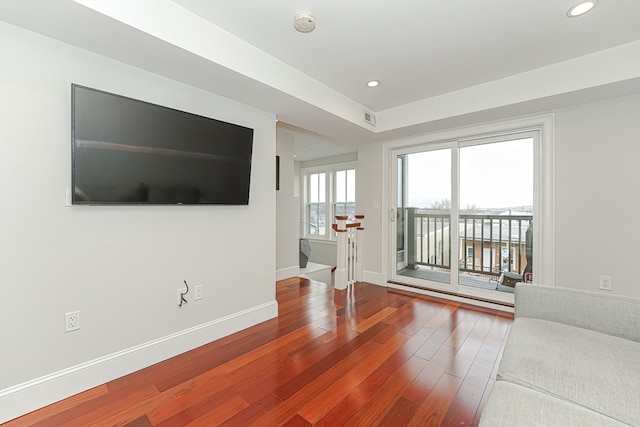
515,284,640,342
479,381,627,427
498,318,640,426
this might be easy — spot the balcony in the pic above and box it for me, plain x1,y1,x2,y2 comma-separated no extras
399,209,533,293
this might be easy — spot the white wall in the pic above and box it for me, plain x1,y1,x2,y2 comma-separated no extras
358,94,640,298
0,23,277,420
356,143,385,284
300,152,358,168
276,130,300,279
554,94,640,297
307,240,338,267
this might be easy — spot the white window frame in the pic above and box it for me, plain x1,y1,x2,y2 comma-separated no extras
305,171,327,237
302,162,356,240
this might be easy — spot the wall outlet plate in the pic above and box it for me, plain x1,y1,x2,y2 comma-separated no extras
599,275,612,291
194,285,203,300
65,311,80,332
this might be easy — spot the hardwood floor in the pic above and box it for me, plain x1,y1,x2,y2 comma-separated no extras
4,278,513,427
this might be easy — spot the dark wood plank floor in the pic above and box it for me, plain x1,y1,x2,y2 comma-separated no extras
4,278,512,427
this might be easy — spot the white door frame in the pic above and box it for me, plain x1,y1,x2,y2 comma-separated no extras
382,114,555,306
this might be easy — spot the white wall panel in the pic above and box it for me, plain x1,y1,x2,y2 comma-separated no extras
0,22,277,420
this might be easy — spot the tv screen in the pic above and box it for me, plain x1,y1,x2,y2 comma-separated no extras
71,84,254,205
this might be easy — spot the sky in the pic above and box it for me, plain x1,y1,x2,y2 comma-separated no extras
406,138,533,210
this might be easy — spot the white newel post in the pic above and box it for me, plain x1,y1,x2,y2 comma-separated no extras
334,215,365,290
347,224,355,287
355,215,365,282
334,216,349,290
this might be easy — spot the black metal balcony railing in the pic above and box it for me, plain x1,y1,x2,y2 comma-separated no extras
405,208,533,280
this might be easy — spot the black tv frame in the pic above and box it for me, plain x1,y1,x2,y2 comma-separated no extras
71,84,254,206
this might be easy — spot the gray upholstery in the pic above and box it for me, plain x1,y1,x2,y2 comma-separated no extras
499,318,640,425
514,284,640,342
479,284,640,426
479,381,628,427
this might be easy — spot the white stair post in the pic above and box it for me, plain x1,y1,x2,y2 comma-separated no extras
355,215,365,282
334,215,349,290
347,224,356,287
334,215,365,290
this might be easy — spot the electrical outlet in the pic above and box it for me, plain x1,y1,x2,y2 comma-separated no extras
65,311,80,332
599,275,612,291
177,287,188,306
194,285,203,300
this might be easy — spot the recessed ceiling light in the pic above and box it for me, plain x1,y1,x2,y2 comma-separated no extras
366,80,380,88
567,0,598,17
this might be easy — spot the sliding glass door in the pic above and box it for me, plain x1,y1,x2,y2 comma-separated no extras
391,132,536,300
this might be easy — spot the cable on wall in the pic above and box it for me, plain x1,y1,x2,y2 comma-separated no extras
179,280,189,307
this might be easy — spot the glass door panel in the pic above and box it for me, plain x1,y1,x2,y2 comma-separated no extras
458,137,534,294
395,148,452,288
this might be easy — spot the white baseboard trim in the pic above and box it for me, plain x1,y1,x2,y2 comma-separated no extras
0,300,278,423
363,270,388,287
276,265,300,281
387,283,514,313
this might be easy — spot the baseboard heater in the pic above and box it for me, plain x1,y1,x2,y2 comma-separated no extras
387,280,515,309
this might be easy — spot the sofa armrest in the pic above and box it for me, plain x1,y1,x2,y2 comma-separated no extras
514,284,640,342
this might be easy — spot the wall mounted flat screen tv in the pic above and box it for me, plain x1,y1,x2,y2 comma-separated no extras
72,84,254,205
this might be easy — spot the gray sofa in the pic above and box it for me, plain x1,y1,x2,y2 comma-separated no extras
479,284,640,426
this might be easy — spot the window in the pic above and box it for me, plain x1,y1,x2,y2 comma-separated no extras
303,164,356,239
334,169,356,221
307,172,326,236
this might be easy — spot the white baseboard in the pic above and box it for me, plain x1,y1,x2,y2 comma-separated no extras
363,270,388,286
0,301,278,423
276,265,300,281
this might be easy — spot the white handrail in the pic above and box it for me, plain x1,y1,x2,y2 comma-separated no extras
334,215,364,290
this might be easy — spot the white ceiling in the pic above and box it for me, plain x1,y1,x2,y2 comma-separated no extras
175,0,640,111
1,0,639,160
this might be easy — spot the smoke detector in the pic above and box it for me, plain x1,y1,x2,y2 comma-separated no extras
294,12,316,33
